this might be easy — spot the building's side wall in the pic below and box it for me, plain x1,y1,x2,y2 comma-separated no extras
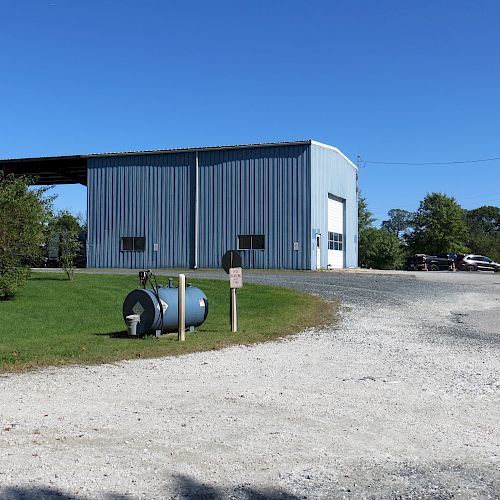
87,153,195,268
197,145,311,269
87,145,312,269
310,144,358,268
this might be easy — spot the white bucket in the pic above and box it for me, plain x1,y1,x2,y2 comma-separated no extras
125,314,141,336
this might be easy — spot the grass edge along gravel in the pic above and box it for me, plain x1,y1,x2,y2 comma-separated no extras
0,272,337,373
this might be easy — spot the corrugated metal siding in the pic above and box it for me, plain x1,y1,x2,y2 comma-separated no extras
310,145,358,268
87,153,195,268
197,145,311,269
87,144,317,269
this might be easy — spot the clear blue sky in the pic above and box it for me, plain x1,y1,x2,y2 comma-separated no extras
1,0,499,223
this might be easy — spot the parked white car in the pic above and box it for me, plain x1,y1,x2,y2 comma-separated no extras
458,255,500,272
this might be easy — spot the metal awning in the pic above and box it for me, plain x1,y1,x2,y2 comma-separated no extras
0,155,88,185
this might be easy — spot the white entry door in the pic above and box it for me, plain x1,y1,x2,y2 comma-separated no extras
328,196,344,269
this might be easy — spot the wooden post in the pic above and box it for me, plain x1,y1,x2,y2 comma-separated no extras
228,266,242,333
178,273,185,341
230,287,238,332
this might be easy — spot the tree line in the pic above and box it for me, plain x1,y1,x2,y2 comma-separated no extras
2,172,498,299
0,173,84,300
359,192,500,269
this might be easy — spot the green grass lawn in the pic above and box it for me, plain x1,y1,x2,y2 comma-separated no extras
0,272,335,372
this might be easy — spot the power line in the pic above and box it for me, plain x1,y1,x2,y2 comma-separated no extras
364,156,500,166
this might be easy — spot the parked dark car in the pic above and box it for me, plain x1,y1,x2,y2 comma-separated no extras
406,254,428,271
406,253,464,271
426,253,462,271
457,255,500,272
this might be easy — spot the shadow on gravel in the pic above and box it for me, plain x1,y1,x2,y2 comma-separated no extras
0,478,300,500
2,463,498,499
171,474,300,499
0,487,77,500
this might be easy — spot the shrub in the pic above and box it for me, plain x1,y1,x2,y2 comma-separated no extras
359,228,405,270
0,172,53,299
0,262,30,300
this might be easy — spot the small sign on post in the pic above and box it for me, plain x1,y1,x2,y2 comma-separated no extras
222,251,243,333
229,267,242,332
230,288,237,332
229,267,243,289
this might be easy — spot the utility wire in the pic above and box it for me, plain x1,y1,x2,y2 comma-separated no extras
365,156,500,165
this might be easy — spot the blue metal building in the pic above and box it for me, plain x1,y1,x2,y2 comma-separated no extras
87,140,357,269
0,140,358,270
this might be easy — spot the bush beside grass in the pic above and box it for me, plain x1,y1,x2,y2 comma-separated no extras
0,273,336,373
0,261,31,301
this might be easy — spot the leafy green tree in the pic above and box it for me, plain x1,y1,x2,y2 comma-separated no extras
407,193,469,255
0,173,53,299
465,206,500,261
381,208,413,239
466,205,499,234
358,192,374,267
47,211,84,280
359,227,405,269
0,259,31,301
357,194,404,269
358,192,375,233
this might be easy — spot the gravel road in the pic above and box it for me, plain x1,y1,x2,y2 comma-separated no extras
1,270,499,499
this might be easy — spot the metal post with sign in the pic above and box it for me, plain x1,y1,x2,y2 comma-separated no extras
229,267,243,332
222,250,243,333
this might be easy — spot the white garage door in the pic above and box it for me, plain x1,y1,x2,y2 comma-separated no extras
328,196,344,269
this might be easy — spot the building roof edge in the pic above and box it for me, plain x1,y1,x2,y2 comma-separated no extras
310,141,358,170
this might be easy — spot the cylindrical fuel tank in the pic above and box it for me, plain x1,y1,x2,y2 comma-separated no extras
122,284,208,335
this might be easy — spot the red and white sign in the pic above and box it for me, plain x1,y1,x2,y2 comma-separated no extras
229,267,243,288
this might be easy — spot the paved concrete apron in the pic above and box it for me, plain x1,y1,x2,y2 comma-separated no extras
1,270,499,499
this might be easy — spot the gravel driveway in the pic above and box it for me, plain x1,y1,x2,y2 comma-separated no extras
1,270,499,499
